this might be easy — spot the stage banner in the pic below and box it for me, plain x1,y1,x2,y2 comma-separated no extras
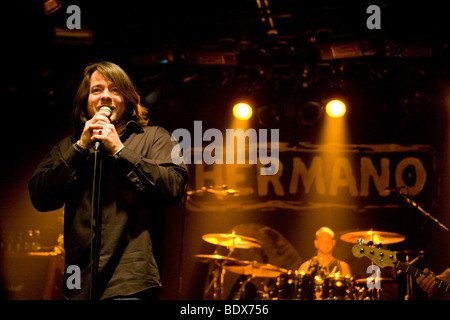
185,142,438,212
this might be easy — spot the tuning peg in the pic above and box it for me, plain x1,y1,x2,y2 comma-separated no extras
367,240,374,247
357,238,365,245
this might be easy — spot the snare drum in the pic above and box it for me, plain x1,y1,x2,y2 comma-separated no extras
275,270,315,300
322,274,353,300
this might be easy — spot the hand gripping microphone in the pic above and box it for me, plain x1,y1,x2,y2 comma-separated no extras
94,106,112,151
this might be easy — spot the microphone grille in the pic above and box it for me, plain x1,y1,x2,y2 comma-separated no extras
99,106,112,116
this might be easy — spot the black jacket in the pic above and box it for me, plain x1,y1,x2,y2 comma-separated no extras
29,122,188,299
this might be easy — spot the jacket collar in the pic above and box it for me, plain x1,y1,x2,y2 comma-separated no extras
120,120,145,141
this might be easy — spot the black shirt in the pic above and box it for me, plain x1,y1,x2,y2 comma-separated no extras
29,122,188,299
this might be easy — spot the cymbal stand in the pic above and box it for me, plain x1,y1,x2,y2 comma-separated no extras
404,254,412,300
367,271,381,300
232,261,268,300
211,260,226,300
402,254,422,300
359,237,382,300
206,246,235,300
232,274,254,300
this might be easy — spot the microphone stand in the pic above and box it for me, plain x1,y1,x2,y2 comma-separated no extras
397,192,449,232
89,143,103,300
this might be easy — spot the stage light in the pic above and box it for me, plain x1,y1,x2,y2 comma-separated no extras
325,100,346,118
233,103,253,120
297,101,323,125
257,106,279,127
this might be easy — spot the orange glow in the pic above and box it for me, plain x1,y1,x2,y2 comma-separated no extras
233,103,253,120
326,100,346,118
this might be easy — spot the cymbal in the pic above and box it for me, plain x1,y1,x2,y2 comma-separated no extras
202,233,262,249
194,254,238,263
187,185,238,196
340,230,405,245
224,261,287,278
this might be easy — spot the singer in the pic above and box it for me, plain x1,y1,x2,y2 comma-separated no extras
28,61,188,300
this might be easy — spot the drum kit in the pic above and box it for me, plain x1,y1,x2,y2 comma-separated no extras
195,229,409,300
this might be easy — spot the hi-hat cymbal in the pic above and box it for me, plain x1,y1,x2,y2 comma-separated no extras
340,230,405,245
224,261,287,278
194,254,239,263
202,233,262,249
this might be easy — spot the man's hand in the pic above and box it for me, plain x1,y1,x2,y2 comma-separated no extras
416,268,438,293
79,109,124,155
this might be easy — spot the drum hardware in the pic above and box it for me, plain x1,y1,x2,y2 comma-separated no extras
197,231,263,299
226,261,286,299
259,282,271,300
202,232,262,249
404,254,414,300
231,275,254,300
340,230,405,245
187,185,239,197
196,253,359,300
343,231,404,300
354,285,380,300
220,259,287,300
354,277,393,300
229,275,273,300
194,254,243,300
198,229,414,300
393,251,426,300
274,270,314,300
273,270,354,300
313,273,325,300
194,254,239,264
322,273,354,300
224,261,287,278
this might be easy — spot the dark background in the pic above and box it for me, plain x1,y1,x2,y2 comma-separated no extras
1,0,449,300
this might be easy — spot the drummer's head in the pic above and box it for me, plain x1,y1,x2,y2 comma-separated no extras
314,227,336,254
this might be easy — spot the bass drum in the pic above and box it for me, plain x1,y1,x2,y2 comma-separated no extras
321,274,353,300
274,270,316,300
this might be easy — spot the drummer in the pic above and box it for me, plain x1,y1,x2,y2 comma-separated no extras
298,227,351,276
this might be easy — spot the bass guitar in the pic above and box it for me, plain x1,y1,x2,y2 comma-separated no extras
352,244,449,293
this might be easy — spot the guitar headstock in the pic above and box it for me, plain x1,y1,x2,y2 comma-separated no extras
352,244,397,268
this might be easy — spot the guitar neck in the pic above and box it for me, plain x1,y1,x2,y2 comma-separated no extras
395,261,450,292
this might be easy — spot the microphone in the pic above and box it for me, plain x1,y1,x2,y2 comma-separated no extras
94,106,112,151
99,106,112,115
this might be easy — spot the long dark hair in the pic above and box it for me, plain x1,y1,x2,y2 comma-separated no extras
71,61,148,136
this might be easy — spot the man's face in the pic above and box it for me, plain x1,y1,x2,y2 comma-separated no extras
314,233,335,255
87,70,126,124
